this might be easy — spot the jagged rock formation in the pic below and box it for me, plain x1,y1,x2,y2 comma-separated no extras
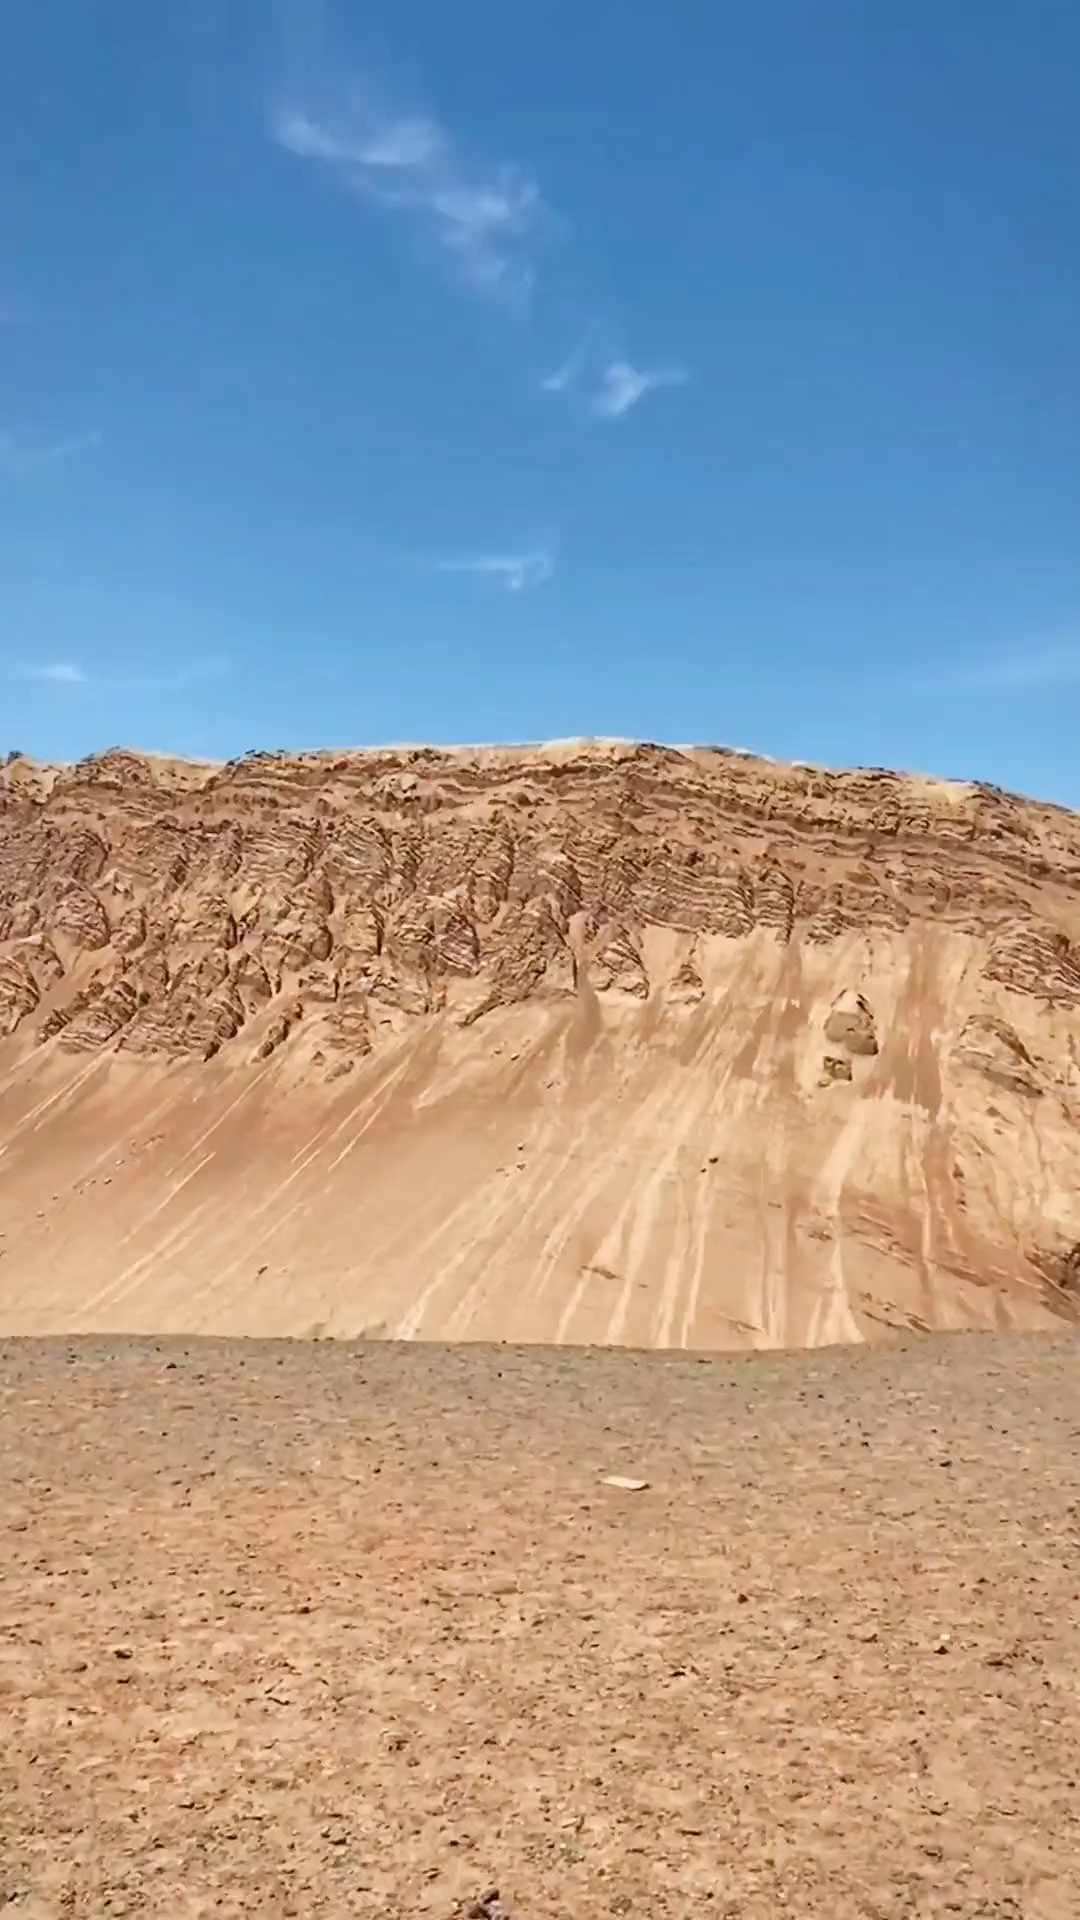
1,739,1079,1346
824,989,879,1058
953,1014,1043,1097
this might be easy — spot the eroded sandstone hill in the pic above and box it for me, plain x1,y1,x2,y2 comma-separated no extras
1,740,1078,1344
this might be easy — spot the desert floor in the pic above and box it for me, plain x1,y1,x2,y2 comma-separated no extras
2,1331,1078,1918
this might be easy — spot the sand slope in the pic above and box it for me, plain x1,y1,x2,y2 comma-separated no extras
1,741,1079,1343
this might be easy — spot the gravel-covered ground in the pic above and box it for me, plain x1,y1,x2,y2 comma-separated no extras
2,1332,1078,1918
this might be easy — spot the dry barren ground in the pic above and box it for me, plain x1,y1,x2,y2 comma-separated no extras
1,1333,1078,1918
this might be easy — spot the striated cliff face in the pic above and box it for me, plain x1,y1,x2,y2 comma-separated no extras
1,739,1078,1345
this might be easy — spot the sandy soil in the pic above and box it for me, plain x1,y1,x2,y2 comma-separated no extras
4,741,1080,1349
2,1332,1077,1917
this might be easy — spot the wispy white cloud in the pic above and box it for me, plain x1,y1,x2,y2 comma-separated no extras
16,661,89,686
355,117,445,170
271,60,689,425
9,657,228,694
589,358,689,420
272,94,546,306
540,326,598,394
541,336,690,419
273,110,445,170
0,429,103,475
541,361,575,396
435,550,555,593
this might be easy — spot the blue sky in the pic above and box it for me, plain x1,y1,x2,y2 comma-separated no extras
3,0,1079,801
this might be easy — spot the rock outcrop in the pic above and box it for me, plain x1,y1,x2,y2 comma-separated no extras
824,990,880,1058
1,739,1079,1347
